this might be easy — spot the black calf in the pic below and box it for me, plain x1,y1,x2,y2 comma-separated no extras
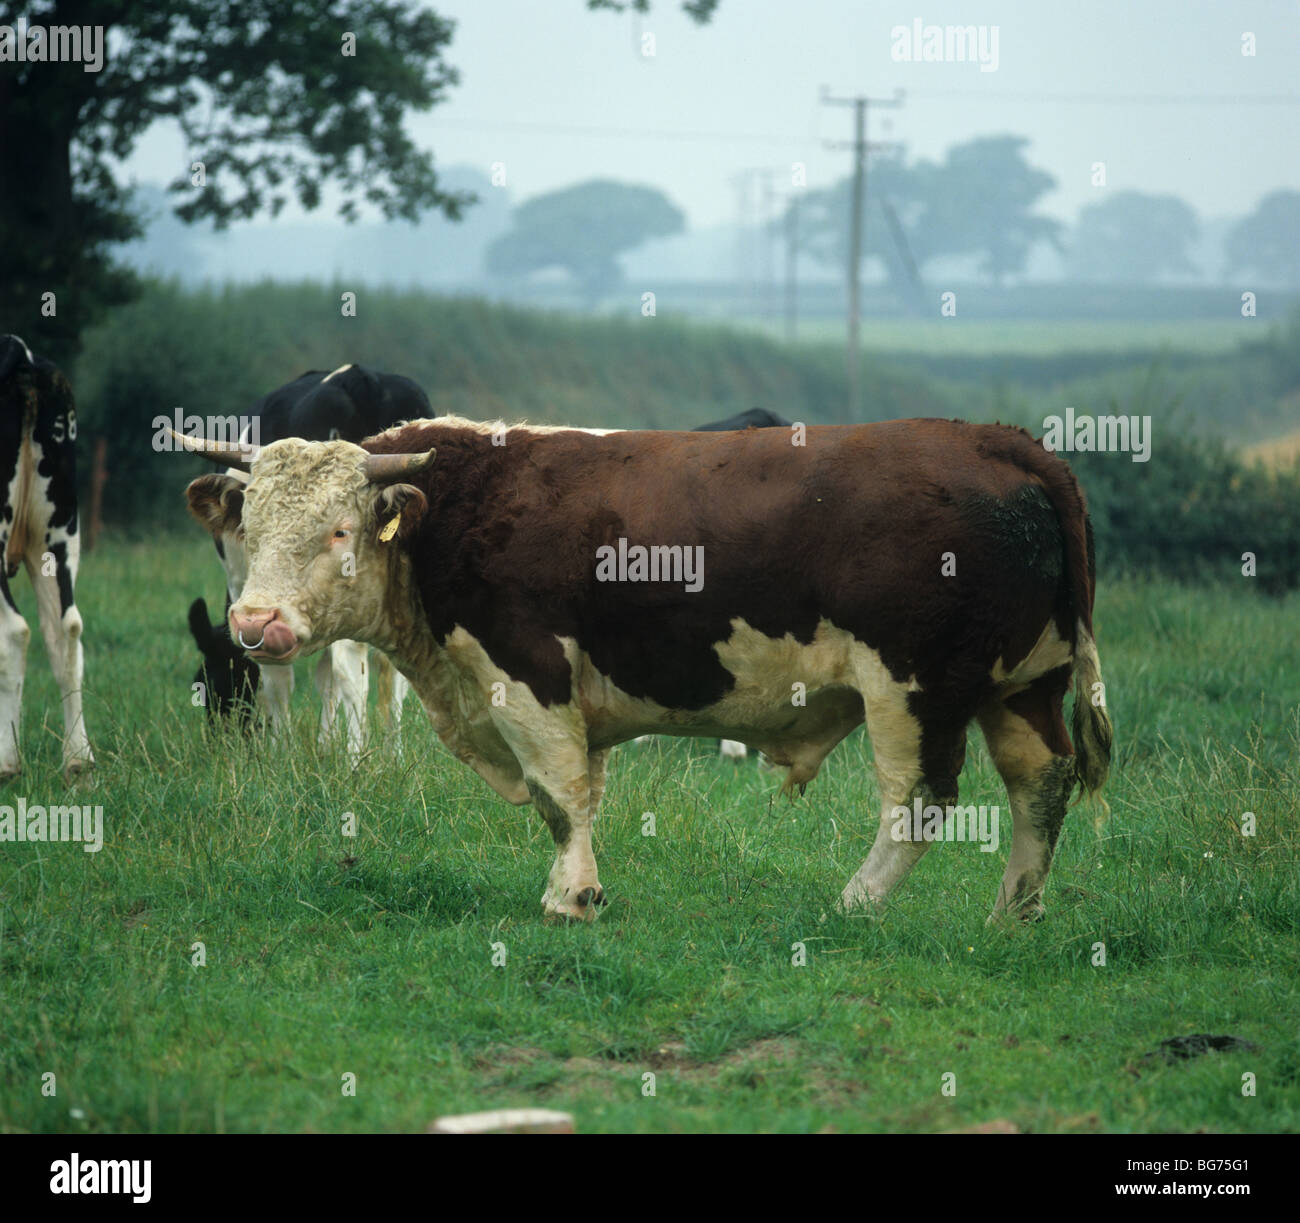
188,597,259,727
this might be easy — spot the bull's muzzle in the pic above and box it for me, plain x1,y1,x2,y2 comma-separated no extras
230,608,298,661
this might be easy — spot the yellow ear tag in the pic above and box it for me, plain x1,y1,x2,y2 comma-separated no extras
379,513,401,542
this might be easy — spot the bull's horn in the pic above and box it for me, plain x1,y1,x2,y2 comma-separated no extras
168,428,259,473
364,448,437,483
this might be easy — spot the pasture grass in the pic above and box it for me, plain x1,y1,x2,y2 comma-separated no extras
0,540,1296,1133
750,316,1255,357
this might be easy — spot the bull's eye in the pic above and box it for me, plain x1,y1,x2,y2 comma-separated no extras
333,528,350,541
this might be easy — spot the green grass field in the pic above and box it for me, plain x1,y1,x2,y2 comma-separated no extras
745,317,1256,357
0,538,1296,1133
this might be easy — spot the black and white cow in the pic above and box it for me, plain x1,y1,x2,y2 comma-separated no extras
692,407,793,432
0,335,93,778
188,363,430,758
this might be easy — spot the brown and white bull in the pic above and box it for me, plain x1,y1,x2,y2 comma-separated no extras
179,417,1112,921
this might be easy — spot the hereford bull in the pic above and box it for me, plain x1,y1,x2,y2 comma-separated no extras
0,335,94,778
178,416,1112,922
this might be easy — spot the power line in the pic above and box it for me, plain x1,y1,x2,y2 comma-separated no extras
428,91,1300,147
906,90,1300,105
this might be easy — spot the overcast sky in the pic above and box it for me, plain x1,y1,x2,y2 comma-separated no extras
123,0,1300,230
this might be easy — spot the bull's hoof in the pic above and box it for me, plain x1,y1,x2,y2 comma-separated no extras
0,766,21,784
839,881,883,914
986,903,1046,929
64,758,94,782
543,886,606,922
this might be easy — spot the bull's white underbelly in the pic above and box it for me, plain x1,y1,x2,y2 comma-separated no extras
566,618,869,751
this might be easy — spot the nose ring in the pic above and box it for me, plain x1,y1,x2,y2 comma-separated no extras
238,629,265,650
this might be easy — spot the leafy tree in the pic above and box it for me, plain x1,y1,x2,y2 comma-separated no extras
1226,191,1300,285
485,180,685,302
1066,191,1199,282
1,0,723,361
1,0,467,361
920,136,1063,284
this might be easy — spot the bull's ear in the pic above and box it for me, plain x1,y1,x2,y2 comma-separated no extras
372,483,427,544
186,474,245,536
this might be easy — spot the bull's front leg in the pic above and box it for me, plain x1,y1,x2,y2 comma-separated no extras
489,712,604,920
527,764,605,921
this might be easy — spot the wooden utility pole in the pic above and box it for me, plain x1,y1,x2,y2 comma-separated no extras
820,87,904,417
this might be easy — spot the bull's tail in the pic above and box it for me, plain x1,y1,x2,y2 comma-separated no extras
1070,616,1112,819
1036,458,1113,818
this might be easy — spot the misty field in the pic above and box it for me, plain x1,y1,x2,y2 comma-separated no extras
0,538,1296,1134
749,316,1254,357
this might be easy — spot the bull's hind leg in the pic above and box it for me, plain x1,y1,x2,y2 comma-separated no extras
0,572,30,778
26,539,93,776
841,648,968,909
978,667,1076,921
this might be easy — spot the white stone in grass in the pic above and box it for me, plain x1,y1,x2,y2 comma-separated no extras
428,1108,575,1134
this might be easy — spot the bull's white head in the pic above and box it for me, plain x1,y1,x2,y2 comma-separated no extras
182,435,433,663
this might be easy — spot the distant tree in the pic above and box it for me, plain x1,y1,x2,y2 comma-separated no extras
486,180,685,302
921,136,1064,284
0,0,469,361
1066,192,1199,282
1226,191,1300,285
796,136,1062,294
794,151,934,303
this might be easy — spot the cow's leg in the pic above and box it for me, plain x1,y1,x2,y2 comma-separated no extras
978,668,1075,922
374,651,409,729
26,542,93,776
528,756,603,920
258,662,294,738
390,670,409,730
489,711,601,919
316,639,368,762
0,573,30,778
841,649,965,909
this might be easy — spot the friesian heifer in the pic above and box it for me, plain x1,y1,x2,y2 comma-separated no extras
0,335,93,778
187,363,430,756
178,416,1112,922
